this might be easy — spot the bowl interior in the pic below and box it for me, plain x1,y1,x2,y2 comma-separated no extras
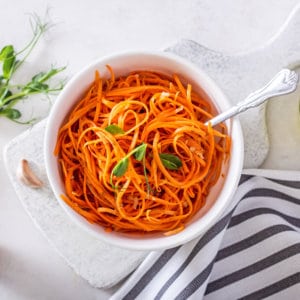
45,52,244,251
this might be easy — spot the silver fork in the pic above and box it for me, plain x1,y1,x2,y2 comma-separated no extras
206,69,299,127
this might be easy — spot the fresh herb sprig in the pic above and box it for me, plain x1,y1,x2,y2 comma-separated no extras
0,14,65,123
106,124,183,196
159,153,183,170
110,143,148,187
105,124,125,135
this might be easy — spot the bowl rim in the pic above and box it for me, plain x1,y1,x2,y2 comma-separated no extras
44,50,244,251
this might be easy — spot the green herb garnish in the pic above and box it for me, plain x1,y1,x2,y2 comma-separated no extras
105,124,125,135
159,153,182,170
110,143,150,194
110,145,182,195
134,143,147,161
0,14,66,123
133,143,151,195
111,143,147,178
112,158,129,177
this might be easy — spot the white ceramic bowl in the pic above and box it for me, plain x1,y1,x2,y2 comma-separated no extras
44,51,244,251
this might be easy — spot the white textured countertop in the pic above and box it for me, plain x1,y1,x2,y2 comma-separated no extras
1,1,300,299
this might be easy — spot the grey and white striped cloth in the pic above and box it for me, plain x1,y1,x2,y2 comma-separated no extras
111,169,300,299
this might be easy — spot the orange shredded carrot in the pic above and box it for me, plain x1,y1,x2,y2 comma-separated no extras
55,68,230,235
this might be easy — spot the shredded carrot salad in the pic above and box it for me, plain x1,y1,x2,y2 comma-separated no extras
54,67,231,235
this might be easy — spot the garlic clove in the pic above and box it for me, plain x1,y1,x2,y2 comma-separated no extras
17,159,43,189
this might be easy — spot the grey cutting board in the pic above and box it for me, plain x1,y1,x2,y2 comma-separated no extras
4,4,300,289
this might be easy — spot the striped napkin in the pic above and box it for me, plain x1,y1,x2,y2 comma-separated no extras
111,169,300,299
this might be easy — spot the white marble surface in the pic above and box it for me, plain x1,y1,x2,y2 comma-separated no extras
1,1,300,299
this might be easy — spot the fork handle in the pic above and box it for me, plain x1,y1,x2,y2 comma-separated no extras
206,69,298,127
